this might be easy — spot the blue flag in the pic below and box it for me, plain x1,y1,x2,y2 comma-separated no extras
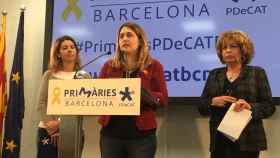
2,10,25,158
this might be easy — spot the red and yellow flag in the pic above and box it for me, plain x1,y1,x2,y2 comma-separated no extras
0,14,7,147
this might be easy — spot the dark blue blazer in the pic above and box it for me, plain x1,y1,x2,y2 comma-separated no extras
199,65,275,151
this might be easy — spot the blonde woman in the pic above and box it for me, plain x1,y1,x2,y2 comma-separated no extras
98,22,168,158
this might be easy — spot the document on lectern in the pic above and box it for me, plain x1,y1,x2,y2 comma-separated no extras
217,103,252,142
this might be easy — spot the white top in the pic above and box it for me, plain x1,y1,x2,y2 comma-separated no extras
38,71,74,128
53,71,76,80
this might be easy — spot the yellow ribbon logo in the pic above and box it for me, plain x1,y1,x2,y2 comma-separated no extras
52,87,61,105
62,0,82,21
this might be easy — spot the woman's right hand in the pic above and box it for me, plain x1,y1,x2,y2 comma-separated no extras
45,120,60,135
211,96,237,107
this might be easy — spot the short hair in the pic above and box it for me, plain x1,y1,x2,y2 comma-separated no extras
216,30,254,65
112,22,152,71
48,35,81,72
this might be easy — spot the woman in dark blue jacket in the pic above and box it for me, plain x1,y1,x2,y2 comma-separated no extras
199,30,275,158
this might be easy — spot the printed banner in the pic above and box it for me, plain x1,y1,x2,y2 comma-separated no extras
47,78,141,115
52,0,280,97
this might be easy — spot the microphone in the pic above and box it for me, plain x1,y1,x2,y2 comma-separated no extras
74,70,92,79
141,87,160,108
73,51,111,79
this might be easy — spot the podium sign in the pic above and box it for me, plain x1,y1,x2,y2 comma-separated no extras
47,78,140,115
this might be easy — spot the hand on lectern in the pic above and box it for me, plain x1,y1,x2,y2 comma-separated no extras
141,87,160,109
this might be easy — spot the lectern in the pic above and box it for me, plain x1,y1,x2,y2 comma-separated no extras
47,78,141,158
58,116,83,158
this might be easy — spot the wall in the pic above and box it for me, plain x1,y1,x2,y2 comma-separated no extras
82,106,280,158
0,1,279,158
0,0,46,158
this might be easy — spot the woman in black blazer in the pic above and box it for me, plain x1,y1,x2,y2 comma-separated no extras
199,30,275,158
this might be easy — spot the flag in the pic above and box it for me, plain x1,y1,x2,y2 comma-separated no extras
0,13,7,152
2,11,25,158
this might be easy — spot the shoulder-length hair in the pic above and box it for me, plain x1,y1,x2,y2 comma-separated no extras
112,22,152,71
48,35,81,72
216,30,254,65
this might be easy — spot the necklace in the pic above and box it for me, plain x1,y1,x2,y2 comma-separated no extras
226,72,239,82
226,65,241,82
227,76,234,82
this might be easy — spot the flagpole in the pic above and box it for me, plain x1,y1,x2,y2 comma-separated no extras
0,9,7,158
2,6,25,157
1,10,7,16
20,5,26,12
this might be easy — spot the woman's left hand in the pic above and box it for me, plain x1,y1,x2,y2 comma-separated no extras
50,132,60,146
233,99,252,112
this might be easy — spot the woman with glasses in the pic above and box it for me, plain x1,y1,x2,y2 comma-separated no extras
198,30,275,158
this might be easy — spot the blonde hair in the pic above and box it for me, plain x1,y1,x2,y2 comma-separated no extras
216,30,254,65
112,22,152,71
48,35,81,72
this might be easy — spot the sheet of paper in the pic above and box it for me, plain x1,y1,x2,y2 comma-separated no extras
217,103,252,142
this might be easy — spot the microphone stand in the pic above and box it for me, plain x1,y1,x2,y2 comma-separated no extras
59,51,111,158
73,51,111,79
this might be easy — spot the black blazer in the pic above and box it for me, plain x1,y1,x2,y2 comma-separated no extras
199,65,275,151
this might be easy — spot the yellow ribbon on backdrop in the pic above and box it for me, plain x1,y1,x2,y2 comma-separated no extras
62,0,82,21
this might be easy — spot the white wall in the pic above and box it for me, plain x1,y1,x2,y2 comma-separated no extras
1,1,279,158
0,0,46,158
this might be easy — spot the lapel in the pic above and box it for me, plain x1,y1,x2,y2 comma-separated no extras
235,65,249,97
215,66,249,96
216,67,227,95
238,65,249,81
